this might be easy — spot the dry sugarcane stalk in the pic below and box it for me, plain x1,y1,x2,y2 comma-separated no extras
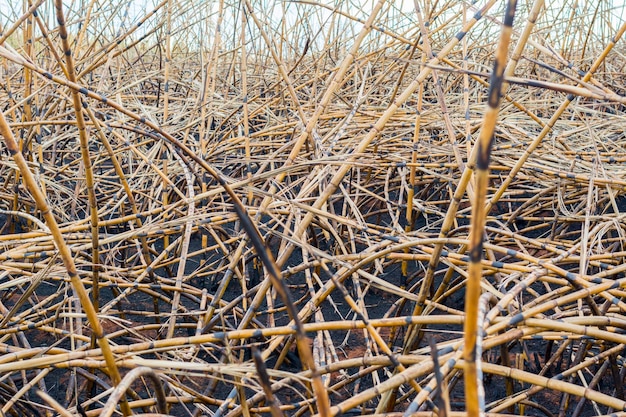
464,2,517,416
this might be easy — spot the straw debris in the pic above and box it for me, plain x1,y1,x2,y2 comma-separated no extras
0,0,625,416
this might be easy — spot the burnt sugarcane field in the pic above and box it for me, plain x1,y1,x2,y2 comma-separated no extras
0,0,626,416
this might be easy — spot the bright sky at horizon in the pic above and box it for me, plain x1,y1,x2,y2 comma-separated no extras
0,0,624,54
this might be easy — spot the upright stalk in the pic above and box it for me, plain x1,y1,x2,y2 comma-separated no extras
464,2,517,416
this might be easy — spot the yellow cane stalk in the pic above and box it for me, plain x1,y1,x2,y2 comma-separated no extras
464,2,517,417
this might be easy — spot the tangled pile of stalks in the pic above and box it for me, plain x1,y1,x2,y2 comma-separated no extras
0,0,625,416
